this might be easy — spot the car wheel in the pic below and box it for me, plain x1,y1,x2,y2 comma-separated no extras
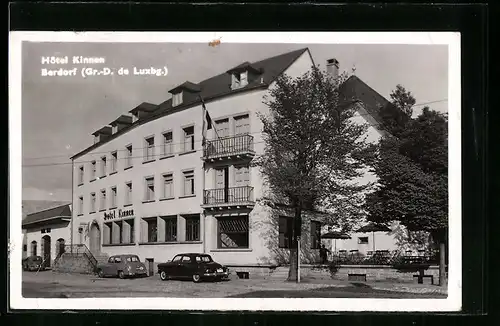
118,271,125,279
160,271,168,281
192,274,201,283
98,269,105,278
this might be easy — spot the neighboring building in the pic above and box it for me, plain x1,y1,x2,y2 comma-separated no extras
22,200,69,259
70,48,390,271
22,203,72,267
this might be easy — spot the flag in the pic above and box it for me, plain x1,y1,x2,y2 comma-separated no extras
200,96,212,146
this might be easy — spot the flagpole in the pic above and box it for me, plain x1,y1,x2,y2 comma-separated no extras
200,96,207,254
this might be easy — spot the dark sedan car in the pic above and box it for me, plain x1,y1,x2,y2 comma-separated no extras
96,254,148,279
157,253,230,283
22,256,45,272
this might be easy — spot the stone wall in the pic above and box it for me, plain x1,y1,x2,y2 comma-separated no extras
229,264,440,284
52,253,95,274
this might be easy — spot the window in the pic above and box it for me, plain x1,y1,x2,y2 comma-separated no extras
185,215,200,241
144,136,155,162
125,182,132,205
162,173,174,199
144,177,155,201
172,91,183,106
111,151,117,172
234,165,250,188
125,219,135,243
78,166,84,184
240,71,248,87
310,221,321,249
234,114,250,135
23,244,27,252
172,255,182,262
114,256,122,263
100,189,106,211
183,170,195,196
104,222,113,244
115,220,123,244
217,216,249,248
90,193,96,212
358,237,369,244
279,216,294,248
162,216,177,242
90,161,96,180
31,241,37,256
182,256,192,262
162,131,173,156
144,217,157,243
231,73,240,89
110,186,117,208
126,256,140,262
125,145,133,168
183,126,195,152
100,156,107,176
78,196,83,215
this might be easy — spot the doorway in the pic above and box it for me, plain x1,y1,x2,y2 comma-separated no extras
146,258,154,277
41,235,51,268
56,238,66,257
215,166,229,203
89,222,101,255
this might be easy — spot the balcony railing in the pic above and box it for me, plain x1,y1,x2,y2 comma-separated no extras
203,134,255,160
203,186,254,207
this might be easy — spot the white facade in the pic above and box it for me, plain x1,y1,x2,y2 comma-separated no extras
23,220,71,267
71,49,384,267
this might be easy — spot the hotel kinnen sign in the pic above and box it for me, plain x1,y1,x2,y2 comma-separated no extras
104,209,134,221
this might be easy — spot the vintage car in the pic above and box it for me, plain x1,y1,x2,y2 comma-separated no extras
22,256,45,272
96,254,148,279
157,253,230,283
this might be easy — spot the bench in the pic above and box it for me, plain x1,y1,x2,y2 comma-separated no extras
348,273,367,282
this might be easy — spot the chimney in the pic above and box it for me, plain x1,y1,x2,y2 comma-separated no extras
326,58,339,79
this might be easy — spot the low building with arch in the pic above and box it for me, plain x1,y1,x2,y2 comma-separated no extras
22,203,72,268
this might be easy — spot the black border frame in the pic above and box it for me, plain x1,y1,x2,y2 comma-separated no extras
5,1,490,324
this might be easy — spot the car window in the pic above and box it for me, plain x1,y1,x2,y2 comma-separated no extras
181,256,192,262
126,256,140,262
172,255,182,262
199,255,212,262
108,257,114,263
114,257,122,263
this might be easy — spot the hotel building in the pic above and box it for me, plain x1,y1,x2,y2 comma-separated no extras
70,48,389,273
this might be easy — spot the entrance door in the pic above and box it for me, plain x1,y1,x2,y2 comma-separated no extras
215,118,230,153
89,222,101,255
41,235,51,268
146,258,154,277
234,165,250,201
215,167,229,203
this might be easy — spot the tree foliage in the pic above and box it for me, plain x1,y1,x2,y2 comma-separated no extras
366,85,448,241
255,66,377,280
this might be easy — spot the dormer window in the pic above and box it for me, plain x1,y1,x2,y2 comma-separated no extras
172,92,183,107
240,71,248,87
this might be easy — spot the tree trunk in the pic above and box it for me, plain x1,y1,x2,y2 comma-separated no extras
287,204,302,282
439,241,447,287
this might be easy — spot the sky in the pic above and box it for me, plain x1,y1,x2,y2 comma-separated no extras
21,42,449,201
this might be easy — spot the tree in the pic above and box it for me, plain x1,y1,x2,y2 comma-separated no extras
255,66,377,282
365,87,448,286
378,84,415,138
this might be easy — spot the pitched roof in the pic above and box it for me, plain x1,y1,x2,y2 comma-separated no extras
71,47,309,160
92,126,112,136
22,200,69,220
110,115,133,126
129,102,158,115
169,81,202,93
339,75,390,127
22,203,72,227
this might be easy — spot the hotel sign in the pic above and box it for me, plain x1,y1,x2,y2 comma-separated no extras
104,209,134,221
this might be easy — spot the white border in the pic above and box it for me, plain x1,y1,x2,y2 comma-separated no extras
9,32,461,312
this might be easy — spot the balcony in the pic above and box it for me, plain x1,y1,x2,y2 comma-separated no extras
202,186,255,210
203,134,255,162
